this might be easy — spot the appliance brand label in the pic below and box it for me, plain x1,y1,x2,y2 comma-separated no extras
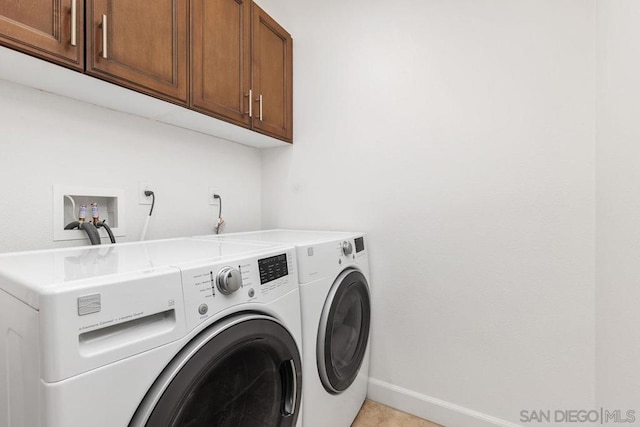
78,294,101,316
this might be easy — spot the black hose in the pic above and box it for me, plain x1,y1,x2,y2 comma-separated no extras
64,221,101,245
146,191,155,216
80,222,101,245
64,221,79,230
97,221,116,244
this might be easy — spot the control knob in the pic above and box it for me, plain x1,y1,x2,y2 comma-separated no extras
216,267,242,295
341,241,353,256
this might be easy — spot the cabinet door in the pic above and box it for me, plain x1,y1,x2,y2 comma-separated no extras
0,0,84,70
191,0,251,128
87,0,188,105
251,3,292,142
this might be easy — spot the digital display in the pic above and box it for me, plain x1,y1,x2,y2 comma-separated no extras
355,237,365,253
258,253,288,284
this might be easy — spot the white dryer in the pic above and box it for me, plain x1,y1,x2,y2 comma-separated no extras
0,238,303,427
196,230,372,427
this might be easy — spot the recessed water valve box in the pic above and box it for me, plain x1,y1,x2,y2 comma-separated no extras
53,185,126,242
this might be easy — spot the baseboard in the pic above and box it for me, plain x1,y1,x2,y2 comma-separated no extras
367,377,521,427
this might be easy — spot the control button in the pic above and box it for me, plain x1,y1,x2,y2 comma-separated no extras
216,266,242,295
248,288,255,298
342,241,353,256
198,304,208,315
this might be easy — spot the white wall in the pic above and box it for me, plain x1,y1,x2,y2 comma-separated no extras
595,0,640,414
0,80,262,253
2,1,620,425
260,1,596,425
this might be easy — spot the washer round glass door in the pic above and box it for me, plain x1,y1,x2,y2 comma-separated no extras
317,269,371,394
129,314,302,427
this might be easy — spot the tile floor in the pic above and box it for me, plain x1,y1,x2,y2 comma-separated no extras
352,400,441,427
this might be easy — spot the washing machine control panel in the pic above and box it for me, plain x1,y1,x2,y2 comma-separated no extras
179,248,297,330
341,241,353,256
258,253,289,284
216,266,242,295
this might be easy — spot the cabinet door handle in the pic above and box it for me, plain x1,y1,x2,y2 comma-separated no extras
70,0,77,46
100,14,108,59
258,94,263,121
246,89,252,117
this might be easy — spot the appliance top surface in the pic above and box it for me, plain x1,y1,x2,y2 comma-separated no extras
197,229,364,245
0,238,290,298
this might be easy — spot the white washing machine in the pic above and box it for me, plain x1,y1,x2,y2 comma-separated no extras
196,230,372,427
0,238,303,427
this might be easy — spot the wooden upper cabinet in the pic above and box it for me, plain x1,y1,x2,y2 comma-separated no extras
191,1,293,142
251,3,293,142
1,0,292,144
0,0,84,70
86,0,188,105
191,0,251,128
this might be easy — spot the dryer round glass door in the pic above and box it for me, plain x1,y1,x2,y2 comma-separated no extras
317,269,371,394
130,314,302,427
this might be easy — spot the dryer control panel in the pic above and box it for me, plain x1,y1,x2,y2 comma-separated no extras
295,235,369,284
179,247,297,331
